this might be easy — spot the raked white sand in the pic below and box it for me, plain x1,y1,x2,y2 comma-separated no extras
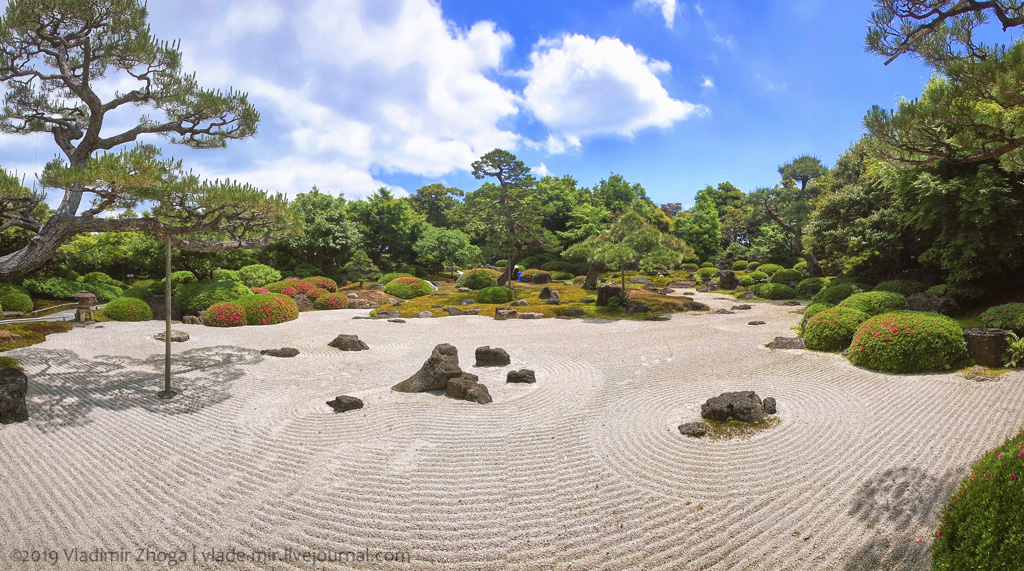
1,291,1022,570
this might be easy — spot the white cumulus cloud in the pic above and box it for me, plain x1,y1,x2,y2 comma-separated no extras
634,0,679,29
521,34,705,143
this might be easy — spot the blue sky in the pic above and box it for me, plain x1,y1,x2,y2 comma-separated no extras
3,0,936,208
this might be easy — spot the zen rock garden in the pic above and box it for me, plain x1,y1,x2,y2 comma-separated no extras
679,391,779,438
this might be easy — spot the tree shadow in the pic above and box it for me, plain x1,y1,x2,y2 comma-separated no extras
843,466,961,571
14,345,264,431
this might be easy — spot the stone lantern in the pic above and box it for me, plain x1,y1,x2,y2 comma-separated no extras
72,291,98,323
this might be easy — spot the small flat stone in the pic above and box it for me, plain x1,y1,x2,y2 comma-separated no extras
563,308,585,317
346,293,358,299
781,301,801,306
748,321,766,326
444,307,463,316
510,299,529,307
580,298,595,303
463,308,482,315
678,421,709,437
769,337,805,350
154,330,189,342
329,334,369,351
432,304,444,308
261,348,299,358
459,299,474,305
387,318,406,323
732,304,752,310
713,309,734,315
457,287,472,293
518,312,544,319
326,395,363,413
738,291,756,299
374,310,401,319
416,311,433,318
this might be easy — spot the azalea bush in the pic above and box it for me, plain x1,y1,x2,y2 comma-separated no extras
747,271,770,284
306,276,338,291
811,283,866,305
756,263,784,276
746,261,760,271
237,264,282,288
313,292,349,310
0,292,33,312
796,277,829,297
305,287,329,300
278,280,317,297
379,272,413,285
680,263,699,271
732,260,748,271
457,268,500,289
979,303,1024,335
175,280,253,315
751,283,797,300
204,301,246,327
838,291,907,316
932,428,1024,570
519,269,550,283
551,271,574,281
792,261,809,276
802,302,833,323
384,276,433,299
237,294,299,326
476,286,515,304
101,297,152,321
803,307,870,351
848,312,966,373
250,287,271,294
873,279,927,296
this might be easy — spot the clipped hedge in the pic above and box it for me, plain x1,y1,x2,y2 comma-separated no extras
121,280,154,300
756,263,784,276
212,269,241,282
0,292,33,312
306,276,338,292
838,291,907,316
457,269,500,290
384,276,433,299
379,272,414,285
796,277,829,297
732,260,748,271
848,311,967,373
237,293,299,326
237,264,282,288
873,279,927,296
305,287,328,300
551,271,574,281
770,269,803,283
680,263,699,272
802,302,833,323
79,271,124,288
541,261,571,272
752,283,797,300
746,261,761,271
204,301,246,327
747,271,770,284
279,280,316,297
811,283,867,305
696,267,718,283
803,307,870,352
313,292,349,310
101,297,152,321
174,280,253,315
699,262,714,268
0,283,29,297
792,261,809,276
476,286,516,304
980,303,1024,335
738,275,755,287
251,287,271,294
932,428,1024,571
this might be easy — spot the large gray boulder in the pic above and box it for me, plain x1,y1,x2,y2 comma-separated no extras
506,369,536,384
701,391,772,423
293,294,314,312
717,270,739,290
329,334,369,351
544,290,561,305
538,286,554,300
963,328,1010,369
392,344,463,392
0,368,29,424
446,373,492,404
261,347,299,358
905,293,960,316
596,285,621,306
475,346,511,367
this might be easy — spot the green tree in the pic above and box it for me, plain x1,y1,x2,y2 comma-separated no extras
593,173,648,214
270,186,361,270
407,183,464,229
749,155,828,276
348,188,423,269
413,226,480,276
465,149,547,285
672,191,721,262
0,0,290,280
343,249,380,288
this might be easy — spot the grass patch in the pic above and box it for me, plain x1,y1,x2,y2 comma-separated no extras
0,321,74,352
955,314,985,330
705,416,782,440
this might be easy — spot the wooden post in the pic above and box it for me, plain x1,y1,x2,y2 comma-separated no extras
157,234,177,400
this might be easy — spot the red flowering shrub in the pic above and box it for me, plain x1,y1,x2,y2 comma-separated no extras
305,287,328,300
849,311,967,373
313,292,349,310
306,276,338,292
237,294,299,326
205,301,246,327
383,276,433,299
520,269,549,283
803,307,870,352
277,279,316,297
250,287,271,294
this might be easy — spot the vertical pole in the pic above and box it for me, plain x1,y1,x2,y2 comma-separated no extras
158,234,176,400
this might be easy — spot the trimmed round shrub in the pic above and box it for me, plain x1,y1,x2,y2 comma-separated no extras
575,275,587,282
770,269,803,283
495,259,508,268
696,267,718,283
121,280,154,300
541,261,571,272
738,275,755,287
747,271,770,284
838,291,907,316
0,292,33,312
457,268,500,289
757,263,784,276
251,287,271,294
305,287,329,300
476,286,516,304
306,276,338,292
746,261,761,271
212,269,241,282
237,264,282,288
680,263,699,272
551,271,574,281
792,261,809,276
796,277,829,297
979,303,1024,334
849,311,967,373
204,301,246,327
237,293,299,326
732,260,748,271
699,262,714,268
0,283,29,297
23,276,122,301
802,302,833,323
174,280,253,315
520,269,551,283
80,271,124,287
811,283,868,305
379,272,414,285
384,276,433,299
313,292,349,310
932,428,1024,571
263,280,292,294
279,280,316,297
102,297,152,321
752,283,797,300
873,279,927,296
803,307,870,352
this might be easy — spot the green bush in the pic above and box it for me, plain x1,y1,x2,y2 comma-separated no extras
680,263,699,271
541,261,571,272
699,262,714,268
79,271,124,288
796,277,829,297
0,293,32,312
732,260,749,271
932,428,1024,570
802,302,833,323
980,303,1024,334
23,276,122,301
212,269,241,282
738,275,755,287
838,291,907,316
174,280,253,315
495,259,508,268
306,287,329,300
457,269,500,290
263,280,292,293
121,280,154,300
770,269,803,283
752,283,797,300
792,261,809,276
379,272,414,285
313,292,349,310
696,267,718,283
237,264,282,288
746,261,761,271
384,276,433,299
0,283,29,297
101,297,152,321
237,293,299,326
849,312,967,373
306,276,338,292
811,283,868,305
204,301,246,327
747,271,770,284
803,307,870,352
873,279,927,296
757,263,784,276
520,269,550,283
277,280,317,297
551,271,574,281
476,286,515,304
